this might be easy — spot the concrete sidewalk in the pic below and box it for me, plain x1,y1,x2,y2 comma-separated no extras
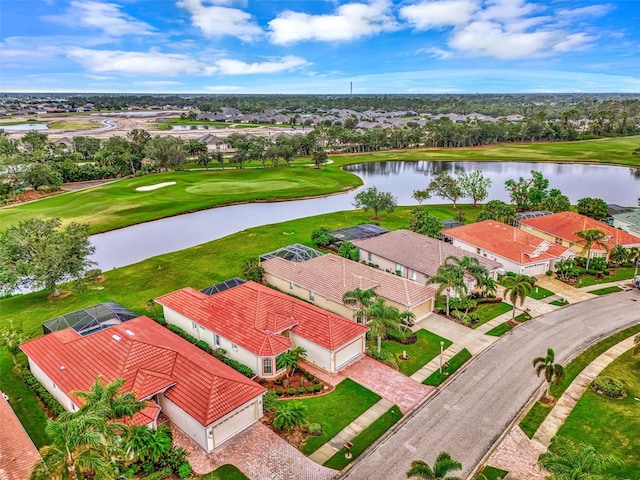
309,398,395,465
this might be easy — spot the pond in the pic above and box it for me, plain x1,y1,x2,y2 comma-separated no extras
0,123,48,131
89,161,640,271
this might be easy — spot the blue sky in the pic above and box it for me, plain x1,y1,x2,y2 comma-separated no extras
1,0,639,93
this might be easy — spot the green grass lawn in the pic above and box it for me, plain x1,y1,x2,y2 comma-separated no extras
485,322,513,337
323,406,402,470
0,349,49,448
589,286,624,295
549,298,569,307
577,268,636,287
514,312,532,322
422,348,472,386
527,286,554,300
472,302,513,329
298,378,381,455
476,465,509,480
369,329,452,376
553,349,640,478
519,324,640,438
199,464,249,480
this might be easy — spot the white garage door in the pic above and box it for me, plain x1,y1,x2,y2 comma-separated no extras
335,339,363,371
213,401,257,447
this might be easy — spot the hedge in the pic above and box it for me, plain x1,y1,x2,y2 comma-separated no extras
20,367,65,416
140,467,172,480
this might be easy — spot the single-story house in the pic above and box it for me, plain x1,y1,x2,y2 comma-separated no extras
20,316,266,453
443,220,575,276
352,229,503,286
156,281,369,377
519,211,640,259
0,393,41,480
611,210,640,237
262,253,436,322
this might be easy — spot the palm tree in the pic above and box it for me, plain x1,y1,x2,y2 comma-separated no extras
628,246,640,276
538,438,622,479
502,274,533,321
533,348,566,398
406,451,463,480
273,401,308,431
608,245,628,266
123,423,172,464
73,376,146,420
30,414,120,480
276,346,307,378
428,263,467,317
342,287,376,323
575,228,609,270
366,298,403,353
445,255,489,292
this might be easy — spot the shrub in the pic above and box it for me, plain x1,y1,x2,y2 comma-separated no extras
158,446,189,472
314,383,322,393
602,269,611,276
166,324,199,344
140,467,172,480
308,423,322,436
84,268,102,283
546,270,553,276
211,347,227,360
307,386,315,394
311,227,335,247
287,388,296,396
263,389,278,411
275,388,284,396
177,463,192,479
367,348,398,369
586,269,598,276
298,387,306,395
591,376,626,398
20,367,65,416
195,340,212,353
222,357,254,378
242,258,264,283
306,372,315,381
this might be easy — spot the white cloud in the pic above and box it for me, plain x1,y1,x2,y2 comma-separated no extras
553,33,597,52
205,56,310,75
67,48,203,75
177,0,262,40
557,4,613,18
268,0,397,45
400,0,479,30
44,1,155,36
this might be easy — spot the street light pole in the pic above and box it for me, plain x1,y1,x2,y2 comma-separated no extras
439,341,444,373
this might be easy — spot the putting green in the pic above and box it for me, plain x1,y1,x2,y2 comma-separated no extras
186,180,301,195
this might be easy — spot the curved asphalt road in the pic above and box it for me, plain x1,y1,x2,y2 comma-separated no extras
340,290,640,479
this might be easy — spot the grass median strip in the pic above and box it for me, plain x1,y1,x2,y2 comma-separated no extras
588,286,623,295
485,323,513,337
323,406,403,470
422,348,472,386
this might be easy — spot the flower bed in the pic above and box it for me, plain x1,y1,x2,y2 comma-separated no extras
257,369,332,398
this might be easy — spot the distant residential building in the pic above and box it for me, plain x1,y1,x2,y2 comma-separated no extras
611,210,640,237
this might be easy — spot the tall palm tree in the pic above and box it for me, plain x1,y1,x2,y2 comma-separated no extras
276,346,307,378
366,298,403,353
445,255,489,292
575,228,609,270
123,423,172,464
533,347,566,398
428,263,467,317
406,451,463,480
608,245,628,266
502,274,533,321
628,246,640,277
538,438,622,480
342,287,376,323
73,376,146,420
30,414,120,480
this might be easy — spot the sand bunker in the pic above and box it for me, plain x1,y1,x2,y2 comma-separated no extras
135,182,176,192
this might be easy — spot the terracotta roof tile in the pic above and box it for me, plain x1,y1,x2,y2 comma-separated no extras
0,395,40,480
20,316,265,427
262,253,436,308
519,211,640,250
444,220,573,264
352,229,503,276
156,282,368,353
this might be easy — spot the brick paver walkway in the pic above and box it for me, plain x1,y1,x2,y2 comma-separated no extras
486,427,547,480
166,419,335,480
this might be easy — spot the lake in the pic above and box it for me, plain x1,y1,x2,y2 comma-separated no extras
90,161,640,271
1,123,48,131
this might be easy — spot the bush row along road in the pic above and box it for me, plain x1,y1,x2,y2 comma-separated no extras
340,290,640,479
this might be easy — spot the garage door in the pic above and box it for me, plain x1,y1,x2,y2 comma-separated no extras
412,299,433,321
213,401,257,447
335,338,363,371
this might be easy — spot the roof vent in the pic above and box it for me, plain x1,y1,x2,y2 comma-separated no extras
60,365,66,370
125,329,135,336
112,334,122,342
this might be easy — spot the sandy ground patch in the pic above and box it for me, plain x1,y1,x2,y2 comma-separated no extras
135,181,176,191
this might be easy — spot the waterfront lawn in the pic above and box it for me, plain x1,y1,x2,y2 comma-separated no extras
589,286,623,295
201,464,249,480
553,350,640,478
577,268,636,287
519,324,640,438
323,406,402,470
472,302,513,329
299,379,381,455
370,329,452,376
485,322,513,337
422,349,472,387
527,286,554,300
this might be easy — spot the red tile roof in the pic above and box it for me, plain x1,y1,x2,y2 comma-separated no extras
262,254,435,308
444,220,573,264
20,316,265,427
519,211,640,250
0,395,40,480
156,281,368,354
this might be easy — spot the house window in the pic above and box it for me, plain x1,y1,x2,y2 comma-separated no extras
232,343,238,352
52,382,57,390
367,252,372,262
396,264,404,275
214,334,221,347
263,358,273,375
411,270,417,281
476,247,481,254
555,237,562,245
289,282,294,290
192,321,199,331
309,291,315,301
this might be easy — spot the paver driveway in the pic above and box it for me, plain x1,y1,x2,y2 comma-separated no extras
339,291,640,479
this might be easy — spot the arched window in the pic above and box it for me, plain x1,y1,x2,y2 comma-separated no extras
263,357,273,375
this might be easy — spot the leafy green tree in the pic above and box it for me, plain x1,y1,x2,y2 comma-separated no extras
184,139,208,156
406,451,463,480
0,326,26,365
428,264,467,317
242,258,264,283
502,274,533,321
195,151,211,169
342,287,377,323
310,226,335,247
409,207,443,238
504,170,549,210
143,136,187,169
554,258,576,282
0,217,95,297
72,136,101,160
609,245,628,266
533,347,565,398
477,200,517,224
353,186,397,218
311,148,328,168
575,228,609,270
412,189,431,204
428,172,463,209
273,401,308,431
366,298,403,353
576,197,609,221
126,129,151,157
538,438,622,480
457,170,491,207
23,163,63,191
541,188,570,213
338,241,359,261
